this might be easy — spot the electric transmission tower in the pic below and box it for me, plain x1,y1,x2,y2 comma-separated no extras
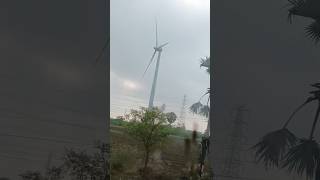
44,152,53,177
178,94,187,128
220,105,249,179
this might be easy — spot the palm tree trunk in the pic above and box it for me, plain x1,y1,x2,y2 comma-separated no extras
282,98,313,128
205,116,210,136
309,101,320,139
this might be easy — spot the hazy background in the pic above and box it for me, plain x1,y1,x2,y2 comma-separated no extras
110,0,210,132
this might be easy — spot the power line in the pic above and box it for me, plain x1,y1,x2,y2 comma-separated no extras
0,132,93,146
0,108,100,130
0,93,103,117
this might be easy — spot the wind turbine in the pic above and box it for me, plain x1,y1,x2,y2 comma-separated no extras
142,21,169,108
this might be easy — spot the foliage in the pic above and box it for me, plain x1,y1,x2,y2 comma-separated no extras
63,148,91,179
254,84,320,178
19,171,44,180
190,101,210,118
112,117,199,138
190,57,211,119
200,56,210,74
111,145,138,174
63,142,109,180
125,107,170,173
287,0,320,43
282,139,320,179
111,118,129,126
165,112,177,125
189,56,211,177
45,166,64,180
253,128,297,167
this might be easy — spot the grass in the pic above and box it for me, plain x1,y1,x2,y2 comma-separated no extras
110,118,211,179
111,118,205,138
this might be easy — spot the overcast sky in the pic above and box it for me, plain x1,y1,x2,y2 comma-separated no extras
110,0,210,132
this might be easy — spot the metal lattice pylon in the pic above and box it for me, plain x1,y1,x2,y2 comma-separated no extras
220,105,249,179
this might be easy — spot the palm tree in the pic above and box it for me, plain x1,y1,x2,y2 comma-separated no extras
190,56,211,134
287,0,320,43
190,56,211,177
253,83,320,179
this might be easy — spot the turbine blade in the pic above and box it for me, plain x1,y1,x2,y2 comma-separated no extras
158,42,169,48
142,50,157,78
95,38,110,63
156,22,158,47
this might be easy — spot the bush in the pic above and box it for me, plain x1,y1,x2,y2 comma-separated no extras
111,145,138,174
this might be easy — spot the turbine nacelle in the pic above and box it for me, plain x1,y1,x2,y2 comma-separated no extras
153,42,169,52
153,46,162,51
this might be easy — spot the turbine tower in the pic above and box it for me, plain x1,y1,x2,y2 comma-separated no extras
142,20,168,108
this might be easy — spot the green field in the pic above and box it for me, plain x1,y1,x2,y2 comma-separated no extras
110,119,211,179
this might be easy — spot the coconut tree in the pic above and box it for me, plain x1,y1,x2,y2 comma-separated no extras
190,56,211,134
190,56,211,177
253,83,320,179
287,0,320,43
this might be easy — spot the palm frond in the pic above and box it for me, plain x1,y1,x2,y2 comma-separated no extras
200,57,210,68
199,88,211,102
253,128,297,168
200,57,210,74
207,88,211,96
190,102,209,117
200,105,210,117
305,20,320,44
282,139,320,179
190,102,203,114
287,0,306,23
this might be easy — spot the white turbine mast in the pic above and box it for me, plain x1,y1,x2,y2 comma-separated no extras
142,20,169,108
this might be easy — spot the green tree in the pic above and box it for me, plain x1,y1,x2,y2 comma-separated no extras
165,112,177,125
253,84,320,179
125,107,170,174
